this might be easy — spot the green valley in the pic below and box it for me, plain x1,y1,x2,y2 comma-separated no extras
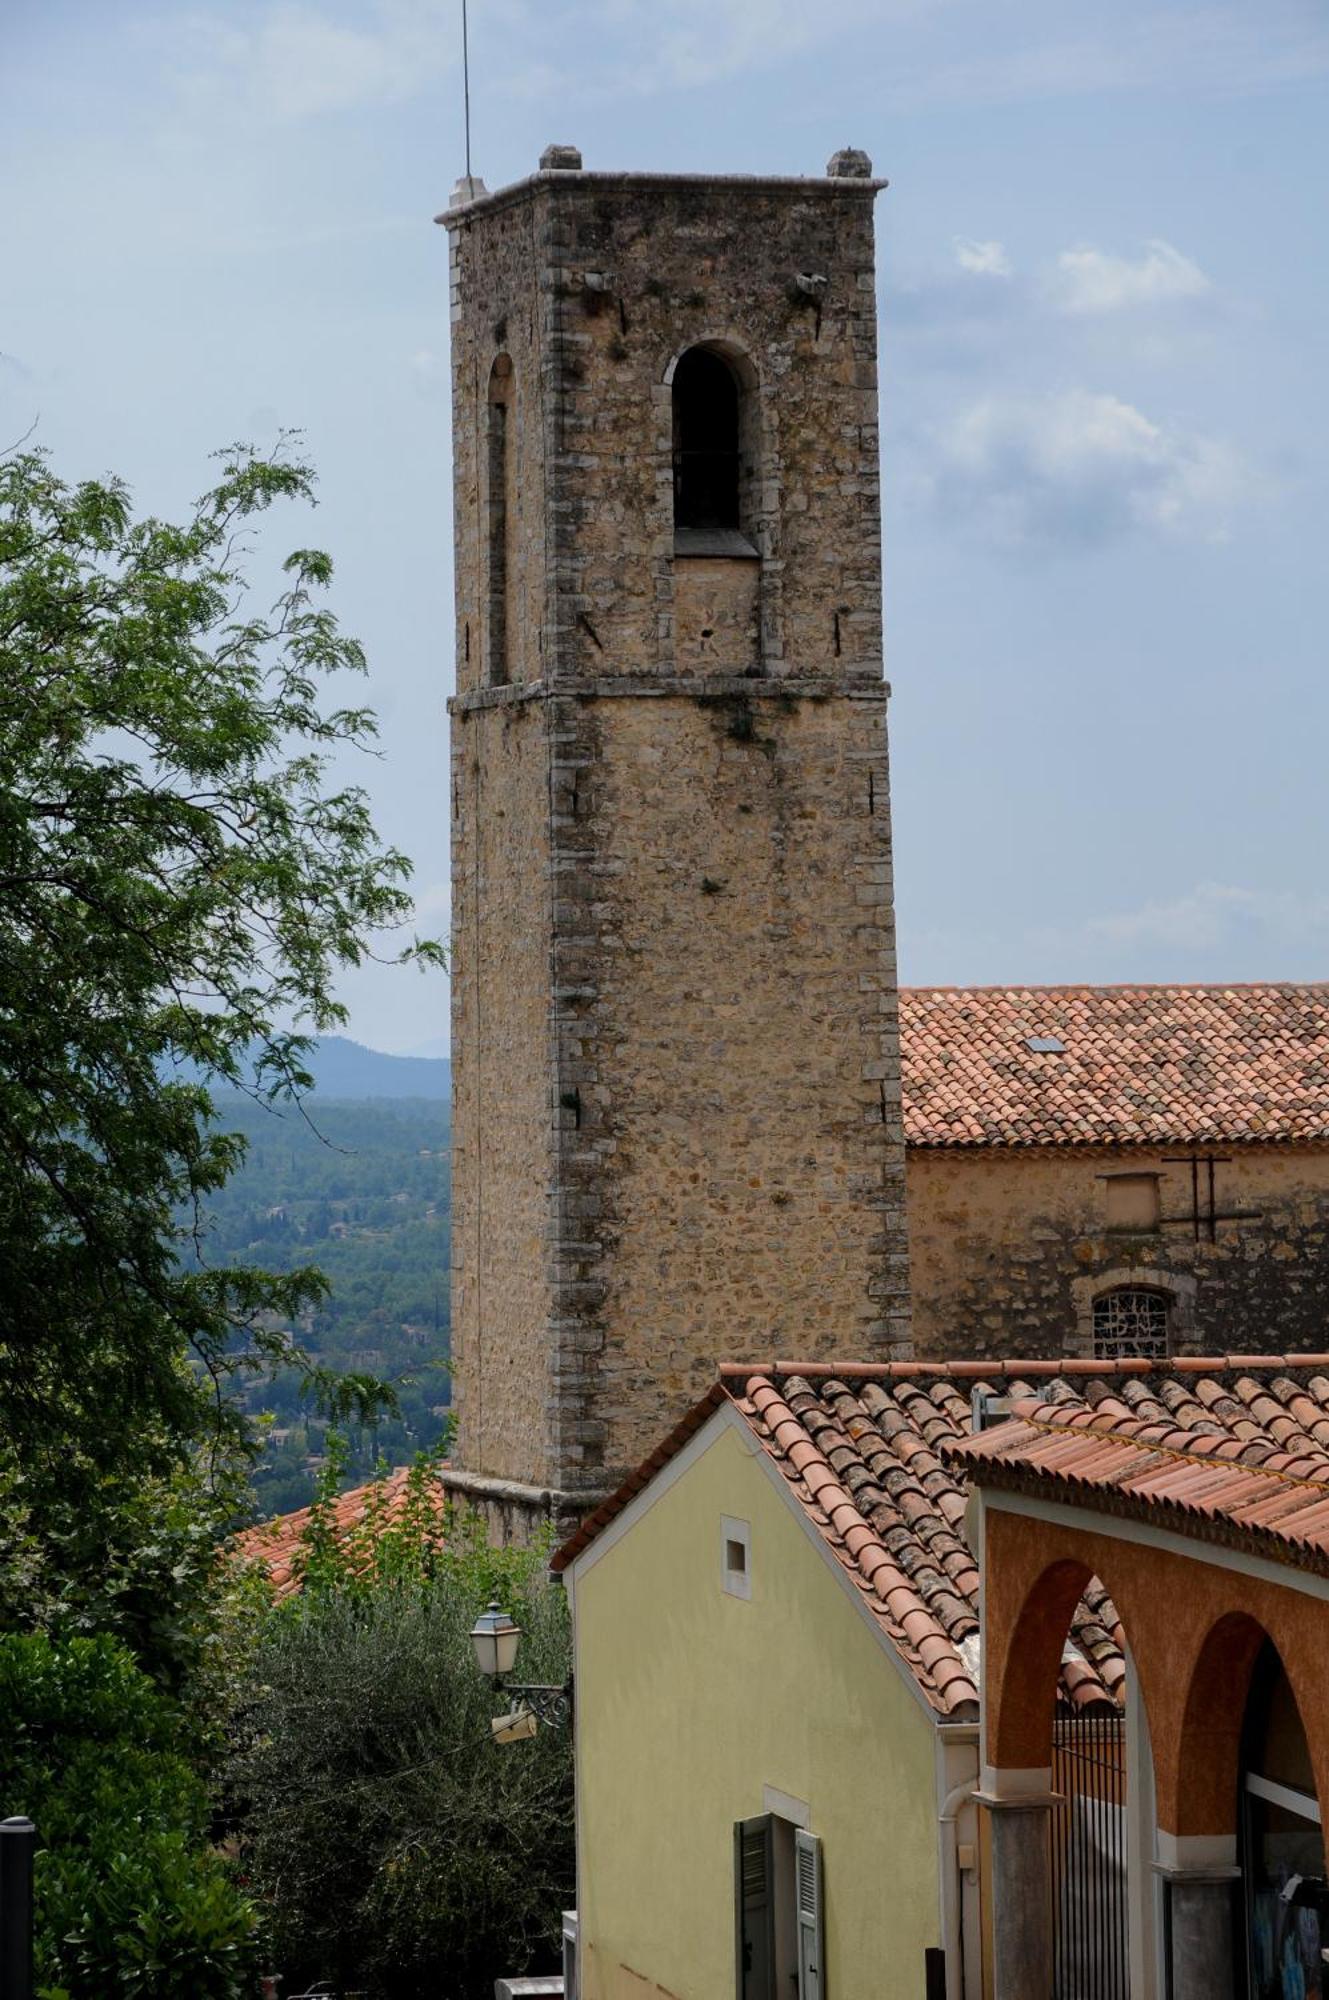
197,1072,451,1518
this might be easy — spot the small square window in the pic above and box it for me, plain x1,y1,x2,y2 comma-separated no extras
721,1515,751,1599
1103,1173,1162,1232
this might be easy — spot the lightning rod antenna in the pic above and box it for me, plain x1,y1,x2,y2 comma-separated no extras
462,0,472,180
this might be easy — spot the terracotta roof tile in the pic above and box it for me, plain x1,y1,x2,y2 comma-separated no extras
950,1389,1329,1570
554,1357,1329,1722
233,1466,449,1600
900,983,1329,1148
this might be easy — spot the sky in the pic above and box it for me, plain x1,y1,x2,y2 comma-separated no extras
3,0,1327,1054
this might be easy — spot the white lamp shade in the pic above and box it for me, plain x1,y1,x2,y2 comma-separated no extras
470,1600,521,1680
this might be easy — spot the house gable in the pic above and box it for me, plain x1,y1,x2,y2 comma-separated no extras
570,1417,942,2000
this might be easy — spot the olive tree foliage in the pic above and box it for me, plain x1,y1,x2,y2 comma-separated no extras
229,1454,575,1999
0,440,439,1643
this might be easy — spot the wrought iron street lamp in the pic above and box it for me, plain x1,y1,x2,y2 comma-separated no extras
469,1600,573,1731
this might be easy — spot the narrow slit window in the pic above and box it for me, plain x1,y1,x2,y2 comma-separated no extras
721,1514,751,1599
486,355,513,686
673,347,741,535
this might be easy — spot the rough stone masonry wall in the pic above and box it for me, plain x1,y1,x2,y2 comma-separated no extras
527,174,885,683
548,682,908,1485
448,694,556,1485
907,1144,1329,1362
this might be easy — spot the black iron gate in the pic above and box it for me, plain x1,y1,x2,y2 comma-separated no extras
1051,1711,1129,2000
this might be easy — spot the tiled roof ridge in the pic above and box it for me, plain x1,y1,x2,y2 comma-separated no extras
237,1463,414,1549
991,1396,1329,1491
949,1400,1329,1572
903,981,1329,996
552,1362,1329,1716
743,1376,979,1714
718,1355,1329,1384
233,1464,433,1600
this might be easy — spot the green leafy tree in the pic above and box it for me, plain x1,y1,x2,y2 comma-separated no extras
0,1631,260,1999
229,1455,574,1998
0,439,440,1645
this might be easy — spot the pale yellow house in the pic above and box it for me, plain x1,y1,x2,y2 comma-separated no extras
554,1353,1329,2000
553,1362,1095,2000
555,1379,964,2000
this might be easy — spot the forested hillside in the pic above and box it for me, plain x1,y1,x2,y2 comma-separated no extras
200,1085,452,1518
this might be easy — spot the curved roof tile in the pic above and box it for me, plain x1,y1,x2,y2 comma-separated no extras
555,1357,1329,1723
901,984,1329,1147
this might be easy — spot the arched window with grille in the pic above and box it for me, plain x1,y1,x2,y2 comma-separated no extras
1091,1286,1171,1361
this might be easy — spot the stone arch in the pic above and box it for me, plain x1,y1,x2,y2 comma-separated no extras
661,335,760,395
1070,1264,1197,1357
982,1523,1170,1780
665,338,763,548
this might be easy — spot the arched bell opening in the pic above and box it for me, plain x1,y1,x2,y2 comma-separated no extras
668,340,761,555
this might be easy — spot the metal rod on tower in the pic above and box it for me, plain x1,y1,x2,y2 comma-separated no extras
462,0,472,181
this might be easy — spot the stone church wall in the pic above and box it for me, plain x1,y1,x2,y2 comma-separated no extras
552,683,908,1481
907,1144,1329,1362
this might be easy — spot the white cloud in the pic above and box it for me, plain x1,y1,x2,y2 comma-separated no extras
930,387,1254,548
907,882,1329,989
884,5,1329,110
903,878,1329,990
646,0,833,86
163,0,894,122
136,0,1329,131
1083,883,1329,955
1088,888,1329,956
545,0,912,95
169,1,455,121
954,238,1012,279
1053,239,1211,315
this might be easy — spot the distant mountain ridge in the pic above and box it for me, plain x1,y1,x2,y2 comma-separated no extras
299,1036,450,1100
194,1035,450,1101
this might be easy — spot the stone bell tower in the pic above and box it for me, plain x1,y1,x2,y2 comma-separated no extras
442,146,910,1524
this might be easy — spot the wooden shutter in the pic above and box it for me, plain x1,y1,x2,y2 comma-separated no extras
734,1815,775,1999
795,1828,824,2000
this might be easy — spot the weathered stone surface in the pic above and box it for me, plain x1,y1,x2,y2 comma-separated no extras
445,162,909,1499
908,1144,1329,1361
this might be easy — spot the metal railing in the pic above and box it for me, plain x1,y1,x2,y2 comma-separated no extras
1051,1711,1129,2000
